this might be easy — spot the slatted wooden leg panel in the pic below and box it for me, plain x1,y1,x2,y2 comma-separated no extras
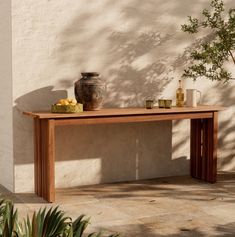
190,119,202,179
34,118,42,196
190,112,218,183
34,118,55,202
203,112,218,182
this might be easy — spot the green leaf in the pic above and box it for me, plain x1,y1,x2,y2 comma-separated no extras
181,0,235,81
0,199,120,237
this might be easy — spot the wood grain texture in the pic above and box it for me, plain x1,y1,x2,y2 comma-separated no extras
34,118,41,196
34,119,55,202
190,119,202,179
23,105,225,119
212,112,218,182
190,112,218,183
54,112,213,126
29,106,222,202
42,119,55,202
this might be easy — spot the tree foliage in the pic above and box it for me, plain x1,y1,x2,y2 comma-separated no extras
181,0,235,81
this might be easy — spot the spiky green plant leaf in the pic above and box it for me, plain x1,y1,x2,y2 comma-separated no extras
0,199,119,237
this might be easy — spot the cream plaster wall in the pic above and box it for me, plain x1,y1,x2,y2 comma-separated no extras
0,0,14,191
11,0,235,192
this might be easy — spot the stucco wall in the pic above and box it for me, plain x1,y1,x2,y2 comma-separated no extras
0,0,14,191
11,0,235,192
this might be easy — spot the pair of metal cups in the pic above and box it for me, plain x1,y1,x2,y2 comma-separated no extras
145,99,172,109
158,99,172,109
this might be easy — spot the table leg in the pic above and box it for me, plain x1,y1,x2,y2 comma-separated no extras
34,118,55,202
190,112,218,183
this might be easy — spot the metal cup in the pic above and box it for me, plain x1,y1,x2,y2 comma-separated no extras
146,100,154,109
164,100,172,109
158,99,165,108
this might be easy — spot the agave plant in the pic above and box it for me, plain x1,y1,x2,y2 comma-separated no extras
0,199,119,237
0,199,18,237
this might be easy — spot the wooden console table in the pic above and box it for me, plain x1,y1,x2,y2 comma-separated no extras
24,106,223,202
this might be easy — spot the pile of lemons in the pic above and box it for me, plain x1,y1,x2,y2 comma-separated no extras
56,98,77,106
52,98,83,113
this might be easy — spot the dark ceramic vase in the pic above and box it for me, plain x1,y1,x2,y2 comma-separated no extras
74,72,105,111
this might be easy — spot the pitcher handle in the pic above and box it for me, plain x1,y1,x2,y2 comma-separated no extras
197,90,201,105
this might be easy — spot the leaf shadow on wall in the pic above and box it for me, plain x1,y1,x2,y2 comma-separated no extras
14,0,235,192
56,0,212,106
201,82,235,171
52,0,203,187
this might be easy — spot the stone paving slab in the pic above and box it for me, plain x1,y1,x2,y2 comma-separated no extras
1,172,235,236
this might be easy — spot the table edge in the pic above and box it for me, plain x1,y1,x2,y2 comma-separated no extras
23,106,226,119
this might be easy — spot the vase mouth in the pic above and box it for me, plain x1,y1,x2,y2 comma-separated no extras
81,72,99,77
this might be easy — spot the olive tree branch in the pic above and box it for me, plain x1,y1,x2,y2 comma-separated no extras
228,50,235,64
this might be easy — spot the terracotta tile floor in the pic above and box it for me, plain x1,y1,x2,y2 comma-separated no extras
1,172,235,236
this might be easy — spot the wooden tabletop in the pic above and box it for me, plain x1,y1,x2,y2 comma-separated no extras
23,105,225,119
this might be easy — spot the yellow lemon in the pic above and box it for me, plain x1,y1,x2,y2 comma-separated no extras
71,99,77,104
58,99,65,104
